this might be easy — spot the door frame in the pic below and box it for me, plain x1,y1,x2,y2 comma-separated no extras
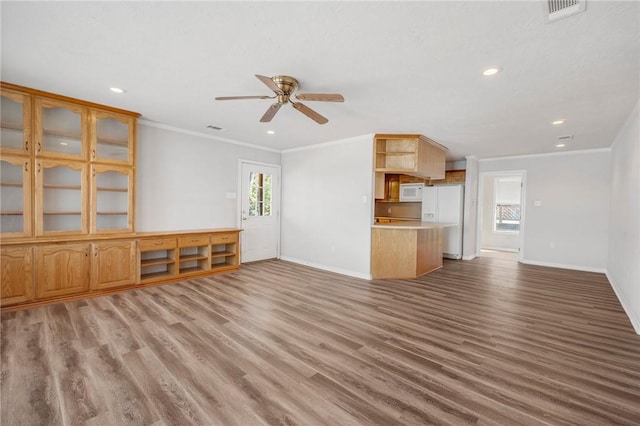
476,170,527,261
237,159,282,262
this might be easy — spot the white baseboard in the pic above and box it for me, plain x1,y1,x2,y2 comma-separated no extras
279,256,372,280
462,254,477,260
519,258,606,274
606,271,640,335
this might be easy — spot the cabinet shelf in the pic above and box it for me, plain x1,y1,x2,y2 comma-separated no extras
179,266,208,274
376,151,416,155
141,257,174,267
179,254,208,262
1,121,23,132
96,137,128,147
43,211,82,215
43,184,81,190
0,182,23,187
0,211,24,215
211,251,235,258
96,186,128,192
96,212,128,215
140,271,175,281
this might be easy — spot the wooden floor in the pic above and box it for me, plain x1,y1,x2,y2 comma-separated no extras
2,258,639,425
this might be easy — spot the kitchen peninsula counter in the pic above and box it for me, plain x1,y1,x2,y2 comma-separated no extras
371,222,454,279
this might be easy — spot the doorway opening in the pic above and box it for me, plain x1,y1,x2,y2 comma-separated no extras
477,171,526,261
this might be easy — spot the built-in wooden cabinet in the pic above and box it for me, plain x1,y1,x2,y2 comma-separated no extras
91,240,137,290
35,243,91,299
374,134,447,180
0,246,33,307
0,82,139,239
1,83,241,311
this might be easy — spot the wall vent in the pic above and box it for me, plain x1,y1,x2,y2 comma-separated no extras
544,0,586,23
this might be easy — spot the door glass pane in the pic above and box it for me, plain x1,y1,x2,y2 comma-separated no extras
42,106,83,156
43,165,82,231
96,169,128,230
0,161,24,233
1,95,24,150
96,117,129,161
249,172,272,217
494,177,521,232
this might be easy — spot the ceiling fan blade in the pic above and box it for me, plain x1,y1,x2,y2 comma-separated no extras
295,93,344,102
260,103,282,122
215,95,274,100
291,101,328,125
255,74,284,95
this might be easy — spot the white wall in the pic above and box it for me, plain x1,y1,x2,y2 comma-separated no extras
607,101,640,333
280,134,374,279
479,150,611,272
480,174,520,252
136,122,280,231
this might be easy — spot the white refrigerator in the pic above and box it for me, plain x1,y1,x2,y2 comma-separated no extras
422,184,464,259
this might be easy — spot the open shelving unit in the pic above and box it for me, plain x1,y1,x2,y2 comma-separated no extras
139,238,177,283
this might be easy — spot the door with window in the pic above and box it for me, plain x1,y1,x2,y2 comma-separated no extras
240,162,280,263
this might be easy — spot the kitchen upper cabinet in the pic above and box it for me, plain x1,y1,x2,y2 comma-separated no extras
91,240,137,290
35,243,91,299
34,97,88,160
0,87,31,155
90,110,136,165
0,246,34,307
374,134,447,179
0,155,32,237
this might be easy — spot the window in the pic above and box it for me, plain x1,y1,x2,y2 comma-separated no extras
248,172,272,217
494,177,521,232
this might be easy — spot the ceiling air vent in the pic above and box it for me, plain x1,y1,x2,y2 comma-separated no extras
207,125,223,131
557,135,574,141
544,0,586,23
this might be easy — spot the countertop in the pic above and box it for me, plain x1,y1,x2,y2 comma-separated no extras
371,221,456,230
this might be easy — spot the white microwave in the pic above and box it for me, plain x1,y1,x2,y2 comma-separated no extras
399,183,424,202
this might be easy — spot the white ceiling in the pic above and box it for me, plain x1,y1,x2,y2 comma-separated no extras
2,1,638,160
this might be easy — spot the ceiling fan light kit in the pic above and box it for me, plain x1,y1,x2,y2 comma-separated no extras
215,74,344,124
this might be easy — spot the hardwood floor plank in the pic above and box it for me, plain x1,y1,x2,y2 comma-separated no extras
1,258,639,425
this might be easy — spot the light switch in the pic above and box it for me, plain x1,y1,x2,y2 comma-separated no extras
534,200,542,207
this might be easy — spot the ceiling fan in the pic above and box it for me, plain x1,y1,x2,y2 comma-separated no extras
215,75,344,125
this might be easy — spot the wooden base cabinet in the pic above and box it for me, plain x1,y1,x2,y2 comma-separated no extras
0,246,33,307
91,240,137,290
35,243,90,299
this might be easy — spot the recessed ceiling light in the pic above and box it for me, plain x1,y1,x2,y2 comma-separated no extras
552,119,566,125
556,143,565,148
60,142,68,146
109,87,125,94
482,66,502,76
267,130,275,135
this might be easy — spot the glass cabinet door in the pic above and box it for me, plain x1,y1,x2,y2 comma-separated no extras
91,111,134,165
0,88,31,155
35,97,87,159
35,160,87,235
0,156,32,237
91,165,133,233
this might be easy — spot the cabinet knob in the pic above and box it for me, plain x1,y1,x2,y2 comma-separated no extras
36,142,41,153
92,149,96,159
24,162,28,172
25,140,29,151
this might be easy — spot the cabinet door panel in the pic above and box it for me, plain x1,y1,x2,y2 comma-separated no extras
91,165,134,233
90,111,135,165
1,246,34,306
35,97,87,159
0,156,32,237
91,241,137,290
0,88,31,155
35,243,90,299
